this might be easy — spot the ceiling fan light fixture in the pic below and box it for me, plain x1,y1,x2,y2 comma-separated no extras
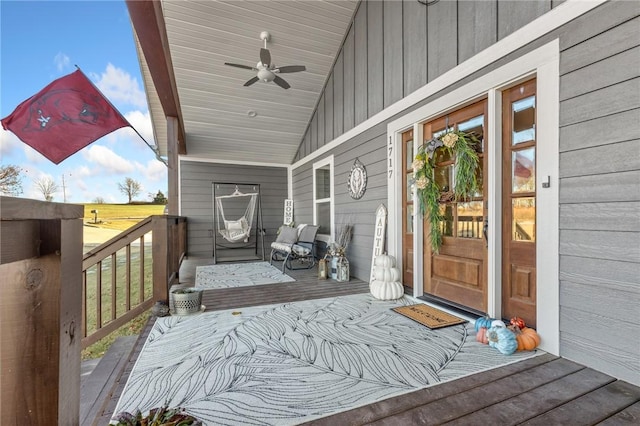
223,31,306,89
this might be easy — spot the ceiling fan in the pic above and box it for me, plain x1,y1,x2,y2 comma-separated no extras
224,31,306,89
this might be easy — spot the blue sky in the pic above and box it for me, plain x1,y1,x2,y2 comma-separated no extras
0,0,167,203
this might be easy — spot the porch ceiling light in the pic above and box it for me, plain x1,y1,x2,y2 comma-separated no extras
247,110,258,118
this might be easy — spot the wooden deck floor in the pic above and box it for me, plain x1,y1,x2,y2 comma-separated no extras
90,258,640,425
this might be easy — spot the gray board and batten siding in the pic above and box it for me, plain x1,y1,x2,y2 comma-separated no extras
290,0,640,385
180,160,288,259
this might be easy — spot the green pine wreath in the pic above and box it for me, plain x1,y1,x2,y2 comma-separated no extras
413,130,480,253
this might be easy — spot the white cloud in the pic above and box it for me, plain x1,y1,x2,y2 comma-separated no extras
81,144,134,174
23,144,47,164
124,110,155,147
54,52,70,72
0,130,21,157
93,63,147,109
136,159,167,182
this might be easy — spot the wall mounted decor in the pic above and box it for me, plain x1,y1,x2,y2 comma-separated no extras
347,158,367,200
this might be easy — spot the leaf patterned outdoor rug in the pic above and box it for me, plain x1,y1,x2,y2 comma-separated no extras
112,293,539,425
195,261,295,289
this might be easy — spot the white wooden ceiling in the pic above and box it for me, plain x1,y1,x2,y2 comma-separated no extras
136,0,358,165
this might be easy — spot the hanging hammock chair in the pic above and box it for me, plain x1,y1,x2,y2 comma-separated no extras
215,186,258,243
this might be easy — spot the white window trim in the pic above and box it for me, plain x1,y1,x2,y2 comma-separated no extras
313,155,335,243
387,39,560,355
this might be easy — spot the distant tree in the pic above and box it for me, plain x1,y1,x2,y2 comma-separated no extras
93,196,106,204
34,176,59,202
150,190,168,204
0,164,23,196
118,177,142,204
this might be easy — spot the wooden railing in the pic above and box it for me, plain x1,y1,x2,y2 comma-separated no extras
81,215,187,349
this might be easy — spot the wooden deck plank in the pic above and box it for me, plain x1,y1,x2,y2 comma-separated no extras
522,381,640,425
80,336,138,425
302,353,557,426
92,316,154,426
445,367,616,425
597,401,640,425
367,358,585,425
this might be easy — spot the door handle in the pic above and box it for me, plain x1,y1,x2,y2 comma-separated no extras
483,218,488,247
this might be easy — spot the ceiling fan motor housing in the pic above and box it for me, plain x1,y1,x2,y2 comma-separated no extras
257,67,275,82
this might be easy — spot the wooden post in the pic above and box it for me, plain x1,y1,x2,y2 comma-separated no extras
0,197,83,425
167,116,179,216
152,215,169,302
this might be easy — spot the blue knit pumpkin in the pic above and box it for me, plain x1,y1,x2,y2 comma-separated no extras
487,326,518,355
474,316,497,332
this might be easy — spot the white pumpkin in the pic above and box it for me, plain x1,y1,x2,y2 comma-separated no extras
374,254,396,268
374,265,400,282
370,279,404,300
370,254,403,300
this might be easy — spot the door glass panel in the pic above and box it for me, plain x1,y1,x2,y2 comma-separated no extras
405,139,414,169
457,201,483,239
512,197,535,242
512,95,535,145
474,161,484,197
458,115,485,153
434,164,452,192
440,204,454,237
433,147,453,163
406,174,414,201
407,205,414,234
512,148,535,193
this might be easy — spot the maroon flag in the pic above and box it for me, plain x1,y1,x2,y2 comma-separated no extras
1,69,130,164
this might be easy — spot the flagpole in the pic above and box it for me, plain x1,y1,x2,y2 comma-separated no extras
74,65,168,166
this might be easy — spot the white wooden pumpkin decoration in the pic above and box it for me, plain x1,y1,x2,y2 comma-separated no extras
370,254,404,300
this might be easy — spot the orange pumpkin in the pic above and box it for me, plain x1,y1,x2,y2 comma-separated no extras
513,327,540,351
475,327,489,344
510,316,526,330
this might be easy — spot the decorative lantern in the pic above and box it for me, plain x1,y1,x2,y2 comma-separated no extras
318,257,328,279
337,257,350,282
330,256,339,279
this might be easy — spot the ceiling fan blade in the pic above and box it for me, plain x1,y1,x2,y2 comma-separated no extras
225,62,256,70
243,76,260,87
260,48,271,67
273,75,291,89
276,65,306,74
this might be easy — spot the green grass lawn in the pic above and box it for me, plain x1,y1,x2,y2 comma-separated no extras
81,204,163,360
82,203,165,231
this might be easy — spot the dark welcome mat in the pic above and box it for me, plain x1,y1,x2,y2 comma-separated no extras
392,304,467,329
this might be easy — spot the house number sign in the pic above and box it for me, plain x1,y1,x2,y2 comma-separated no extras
347,158,367,200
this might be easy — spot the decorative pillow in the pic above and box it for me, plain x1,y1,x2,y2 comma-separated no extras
225,219,245,231
276,226,298,244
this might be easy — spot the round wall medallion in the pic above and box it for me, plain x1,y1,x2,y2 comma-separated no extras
347,158,367,200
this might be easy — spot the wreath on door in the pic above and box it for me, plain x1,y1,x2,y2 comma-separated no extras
413,130,480,253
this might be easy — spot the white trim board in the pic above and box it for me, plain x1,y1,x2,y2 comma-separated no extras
312,155,335,243
290,0,604,172
386,39,560,356
180,155,290,169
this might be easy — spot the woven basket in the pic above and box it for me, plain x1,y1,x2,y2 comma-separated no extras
171,288,203,315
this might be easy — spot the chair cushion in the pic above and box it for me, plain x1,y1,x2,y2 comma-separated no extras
271,242,293,253
276,226,298,244
291,244,311,256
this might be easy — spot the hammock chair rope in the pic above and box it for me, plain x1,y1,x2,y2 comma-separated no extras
215,186,258,243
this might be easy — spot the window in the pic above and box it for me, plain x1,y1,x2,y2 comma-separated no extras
313,156,334,239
